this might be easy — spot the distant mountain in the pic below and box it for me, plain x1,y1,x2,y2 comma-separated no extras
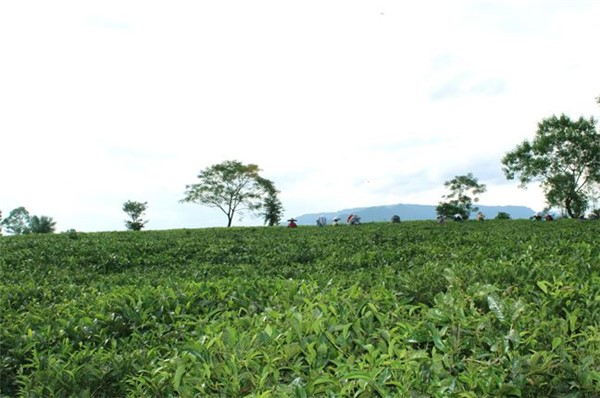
295,203,536,225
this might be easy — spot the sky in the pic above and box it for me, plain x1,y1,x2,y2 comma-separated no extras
1,1,599,232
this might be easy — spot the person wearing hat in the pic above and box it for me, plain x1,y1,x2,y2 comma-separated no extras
332,217,340,226
347,214,361,225
287,218,297,228
316,216,326,227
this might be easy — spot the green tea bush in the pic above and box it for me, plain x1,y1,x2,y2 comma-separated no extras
2,220,600,396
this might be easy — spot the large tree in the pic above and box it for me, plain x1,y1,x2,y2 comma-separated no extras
436,173,487,220
501,114,600,218
181,160,279,227
123,200,148,231
1,207,31,235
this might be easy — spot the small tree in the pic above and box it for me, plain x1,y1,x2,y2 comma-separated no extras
502,114,600,218
496,212,511,220
436,173,487,220
123,200,148,231
29,215,57,233
262,189,284,226
436,202,465,220
1,207,31,235
181,160,279,227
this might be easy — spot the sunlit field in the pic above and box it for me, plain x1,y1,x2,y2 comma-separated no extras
2,220,600,396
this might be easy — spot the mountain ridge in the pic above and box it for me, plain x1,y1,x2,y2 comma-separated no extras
295,203,536,225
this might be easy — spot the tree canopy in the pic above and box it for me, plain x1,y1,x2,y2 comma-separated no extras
0,207,57,234
1,207,31,235
123,200,148,231
181,160,279,227
29,215,57,234
496,211,511,220
501,114,600,218
436,173,487,220
261,188,284,226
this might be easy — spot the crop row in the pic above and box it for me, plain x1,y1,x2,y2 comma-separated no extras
2,220,600,396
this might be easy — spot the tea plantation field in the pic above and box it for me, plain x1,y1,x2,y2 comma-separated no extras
2,220,600,397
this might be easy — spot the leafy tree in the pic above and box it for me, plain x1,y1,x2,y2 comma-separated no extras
1,207,31,235
436,173,487,220
501,114,600,218
65,229,79,239
496,211,511,220
262,189,284,226
181,160,278,227
29,215,56,234
436,202,465,220
123,200,148,231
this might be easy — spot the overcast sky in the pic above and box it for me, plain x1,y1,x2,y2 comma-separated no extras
1,1,599,231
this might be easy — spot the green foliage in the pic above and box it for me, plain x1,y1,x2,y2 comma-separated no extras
1,208,57,235
496,211,511,220
436,173,487,219
181,160,280,227
1,206,31,235
64,229,79,239
436,202,465,220
262,191,284,226
502,114,600,218
29,215,57,234
2,221,600,396
123,200,148,231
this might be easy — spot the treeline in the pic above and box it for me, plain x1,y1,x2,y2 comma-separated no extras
3,97,599,232
0,200,150,236
0,207,56,235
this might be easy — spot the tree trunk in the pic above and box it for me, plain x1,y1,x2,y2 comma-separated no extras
227,209,234,227
565,197,575,218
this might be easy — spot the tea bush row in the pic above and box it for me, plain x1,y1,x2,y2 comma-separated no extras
2,220,600,396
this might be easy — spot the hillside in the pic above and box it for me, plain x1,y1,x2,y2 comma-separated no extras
296,203,535,225
2,221,600,396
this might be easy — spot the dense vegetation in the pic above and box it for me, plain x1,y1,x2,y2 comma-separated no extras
2,220,600,397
